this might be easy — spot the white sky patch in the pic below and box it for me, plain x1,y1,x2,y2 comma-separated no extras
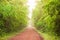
26,0,41,28
27,0,36,19
26,0,37,28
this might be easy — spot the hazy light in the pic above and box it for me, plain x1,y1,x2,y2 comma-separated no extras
26,0,42,29
27,0,36,19
27,0,36,9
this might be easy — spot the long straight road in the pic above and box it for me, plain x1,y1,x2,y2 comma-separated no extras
9,28,43,40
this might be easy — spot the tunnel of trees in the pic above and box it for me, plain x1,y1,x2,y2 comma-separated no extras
0,0,60,40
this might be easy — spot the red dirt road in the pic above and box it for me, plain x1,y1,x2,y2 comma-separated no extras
9,28,43,40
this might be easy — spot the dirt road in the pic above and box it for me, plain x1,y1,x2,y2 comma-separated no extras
9,28,43,40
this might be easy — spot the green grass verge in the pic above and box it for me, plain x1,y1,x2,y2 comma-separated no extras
38,31,60,40
0,28,26,40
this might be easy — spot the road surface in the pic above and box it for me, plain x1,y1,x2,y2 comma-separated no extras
9,28,43,40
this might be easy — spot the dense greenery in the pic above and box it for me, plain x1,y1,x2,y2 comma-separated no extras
0,0,28,37
0,0,60,40
33,0,60,40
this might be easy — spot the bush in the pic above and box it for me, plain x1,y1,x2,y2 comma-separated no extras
0,0,27,37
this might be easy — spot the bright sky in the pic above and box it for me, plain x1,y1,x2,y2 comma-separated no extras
27,0,36,19
26,0,36,28
26,0,41,28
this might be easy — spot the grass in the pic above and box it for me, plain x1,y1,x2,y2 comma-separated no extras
38,31,60,40
0,28,26,40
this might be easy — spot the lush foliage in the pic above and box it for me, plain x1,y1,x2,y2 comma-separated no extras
0,0,28,37
33,0,60,40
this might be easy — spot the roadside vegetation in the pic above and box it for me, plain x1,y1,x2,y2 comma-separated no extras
0,0,28,40
33,0,60,40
